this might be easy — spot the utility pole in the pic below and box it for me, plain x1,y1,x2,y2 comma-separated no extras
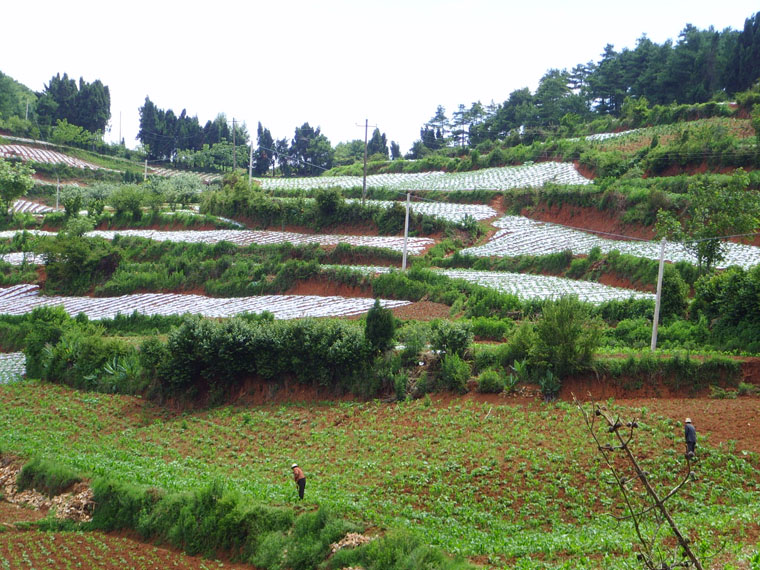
232,118,237,171
248,139,254,187
650,238,666,352
402,192,411,270
356,119,377,204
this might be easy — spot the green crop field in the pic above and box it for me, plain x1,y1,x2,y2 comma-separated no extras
1,381,758,568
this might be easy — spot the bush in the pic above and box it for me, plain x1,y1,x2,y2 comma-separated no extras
439,353,471,394
530,296,602,378
469,316,512,341
396,321,430,367
476,369,505,393
430,320,473,358
365,299,396,354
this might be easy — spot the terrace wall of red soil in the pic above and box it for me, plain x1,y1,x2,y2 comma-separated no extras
524,203,656,240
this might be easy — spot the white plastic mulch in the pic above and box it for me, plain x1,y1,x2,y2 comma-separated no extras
254,162,591,192
460,215,760,270
0,352,25,384
332,265,653,305
0,284,410,321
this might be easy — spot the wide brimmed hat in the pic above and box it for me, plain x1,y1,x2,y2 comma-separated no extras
291,463,298,468
685,418,692,423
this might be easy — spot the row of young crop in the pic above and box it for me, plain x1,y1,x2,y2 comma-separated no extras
333,265,653,304
461,215,760,269
0,284,410,320
11,199,58,215
255,162,592,192
343,199,498,222
9,210,760,269
0,252,653,304
0,228,436,255
0,144,104,170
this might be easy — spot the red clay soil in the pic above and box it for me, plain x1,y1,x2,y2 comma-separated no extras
612,396,760,455
597,272,654,292
524,203,656,240
284,277,452,321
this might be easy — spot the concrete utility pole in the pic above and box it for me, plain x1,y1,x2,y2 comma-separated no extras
650,238,666,352
356,119,377,204
232,118,237,171
402,192,411,270
248,139,254,187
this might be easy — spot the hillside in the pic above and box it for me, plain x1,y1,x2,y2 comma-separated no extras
2,96,760,569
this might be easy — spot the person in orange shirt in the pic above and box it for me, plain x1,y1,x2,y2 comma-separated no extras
291,463,306,500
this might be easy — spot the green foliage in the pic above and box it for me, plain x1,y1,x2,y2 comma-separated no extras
92,475,298,564
538,369,561,401
108,184,144,220
468,316,512,341
38,234,121,295
595,353,740,393
154,315,372,398
325,530,473,570
660,264,689,318
430,320,473,358
365,299,396,354
530,296,602,378
0,158,35,215
17,457,82,497
35,326,139,393
439,353,471,394
476,368,505,393
396,321,430,367
656,170,760,272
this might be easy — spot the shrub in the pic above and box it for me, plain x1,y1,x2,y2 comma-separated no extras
469,317,512,341
108,184,144,220
365,299,396,354
439,353,471,394
430,320,473,358
538,370,561,401
660,264,689,318
530,296,602,378
476,369,505,393
396,321,430,367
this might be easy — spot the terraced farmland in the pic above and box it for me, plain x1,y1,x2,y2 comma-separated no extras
255,162,591,191
0,284,410,320
336,265,652,303
11,199,58,215
0,228,436,254
462,215,760,269
0,144,105,170
346,198,498,222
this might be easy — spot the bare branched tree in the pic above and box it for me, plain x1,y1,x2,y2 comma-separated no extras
573,393,703,570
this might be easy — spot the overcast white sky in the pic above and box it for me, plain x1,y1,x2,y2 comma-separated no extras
1,0,757,153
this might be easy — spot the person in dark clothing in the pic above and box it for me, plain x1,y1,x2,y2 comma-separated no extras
684,417,697,457
292,463,306,500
